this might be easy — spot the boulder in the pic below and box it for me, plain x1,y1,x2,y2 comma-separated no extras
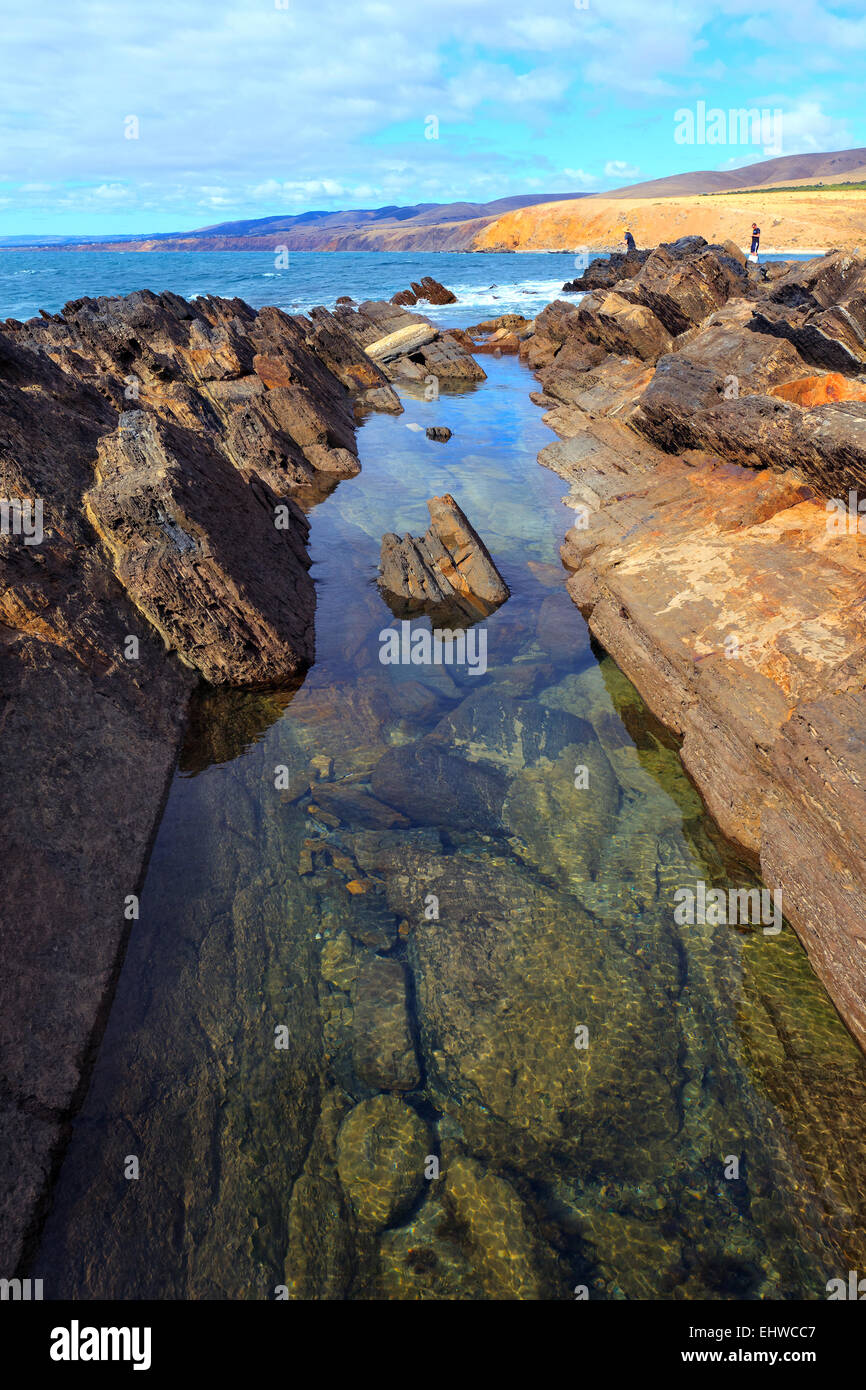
378,493,509,617
750,250,866,373
335,1096,430,1229
86,410,314,683
426,426,452,442
390,277,457,307
577,290,674,362
563,248,650,292
367,322,438,362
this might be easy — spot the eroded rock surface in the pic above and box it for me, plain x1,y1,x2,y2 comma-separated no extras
378,493,509,617
0,287,380,1271
521,244,866,1047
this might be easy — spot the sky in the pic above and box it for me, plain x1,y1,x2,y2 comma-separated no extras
0,0,863,236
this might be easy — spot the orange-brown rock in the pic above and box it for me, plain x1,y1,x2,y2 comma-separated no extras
524,244,866,1051
769,372,866,407
379,494,509,618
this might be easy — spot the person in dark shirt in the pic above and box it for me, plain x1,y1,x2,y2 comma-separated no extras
625,230,637,252
750,223,761,255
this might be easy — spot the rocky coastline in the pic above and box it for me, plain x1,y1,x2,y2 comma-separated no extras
519,236,866,1047
0,285,480,1272
4,247,866,1294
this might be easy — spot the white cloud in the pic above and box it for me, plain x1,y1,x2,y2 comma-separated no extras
604,160,642,180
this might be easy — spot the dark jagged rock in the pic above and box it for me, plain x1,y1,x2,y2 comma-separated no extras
378,493,509,617
0,287,376,1270
333,299,486,385
563,249,650,292
390,276,457,306
426,426,452,442
749,250,866,373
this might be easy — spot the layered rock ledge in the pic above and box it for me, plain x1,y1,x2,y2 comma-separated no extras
0,286,438,1271
522,240,866,1047
379,494,509,618
525,239,866,1045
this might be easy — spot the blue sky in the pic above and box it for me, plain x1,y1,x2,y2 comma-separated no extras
0,0,863,235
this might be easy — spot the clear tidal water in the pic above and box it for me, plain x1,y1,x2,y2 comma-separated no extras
22,252,866,1301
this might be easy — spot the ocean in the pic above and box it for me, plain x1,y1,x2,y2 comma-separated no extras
0,248,586,325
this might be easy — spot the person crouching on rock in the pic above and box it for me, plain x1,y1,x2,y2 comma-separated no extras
750,223,761,256
625,229,637,253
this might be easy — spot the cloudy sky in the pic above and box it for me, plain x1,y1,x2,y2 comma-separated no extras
0,0,862,235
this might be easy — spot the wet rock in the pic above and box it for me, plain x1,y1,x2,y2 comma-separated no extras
371,741,509,832
390,277,457,307
384,852,681,1175
285,1174,355,1299
307,780,410,829
352,956,420,1091
377,1194,479,1299
442,1157,556,1299
428,689,595,772
320,931,360,994
502,739,620,884
425,426,452,442
378,493,509,617
336,1096,430,1229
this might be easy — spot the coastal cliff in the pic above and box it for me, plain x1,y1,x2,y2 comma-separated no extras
521,239,866,1045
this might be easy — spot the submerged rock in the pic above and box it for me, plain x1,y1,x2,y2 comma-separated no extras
336,1096,430,1230
351,956,420,1092
425,426,452,442
378,493,509,618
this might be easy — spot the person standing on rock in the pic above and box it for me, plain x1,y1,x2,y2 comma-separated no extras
750,223,761,257
625,230,637,253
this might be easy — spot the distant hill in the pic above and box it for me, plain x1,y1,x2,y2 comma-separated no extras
602,148,866,199
7,150,866,254
1,193,591,254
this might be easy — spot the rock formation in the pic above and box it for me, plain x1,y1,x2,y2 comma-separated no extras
378,494,509,617
331,299,486,387
520,243,866,1049
390,276,457,306
0,287,394,1272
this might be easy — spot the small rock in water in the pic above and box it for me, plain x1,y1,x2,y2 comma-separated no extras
378,493,509,619
426,426,452,442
